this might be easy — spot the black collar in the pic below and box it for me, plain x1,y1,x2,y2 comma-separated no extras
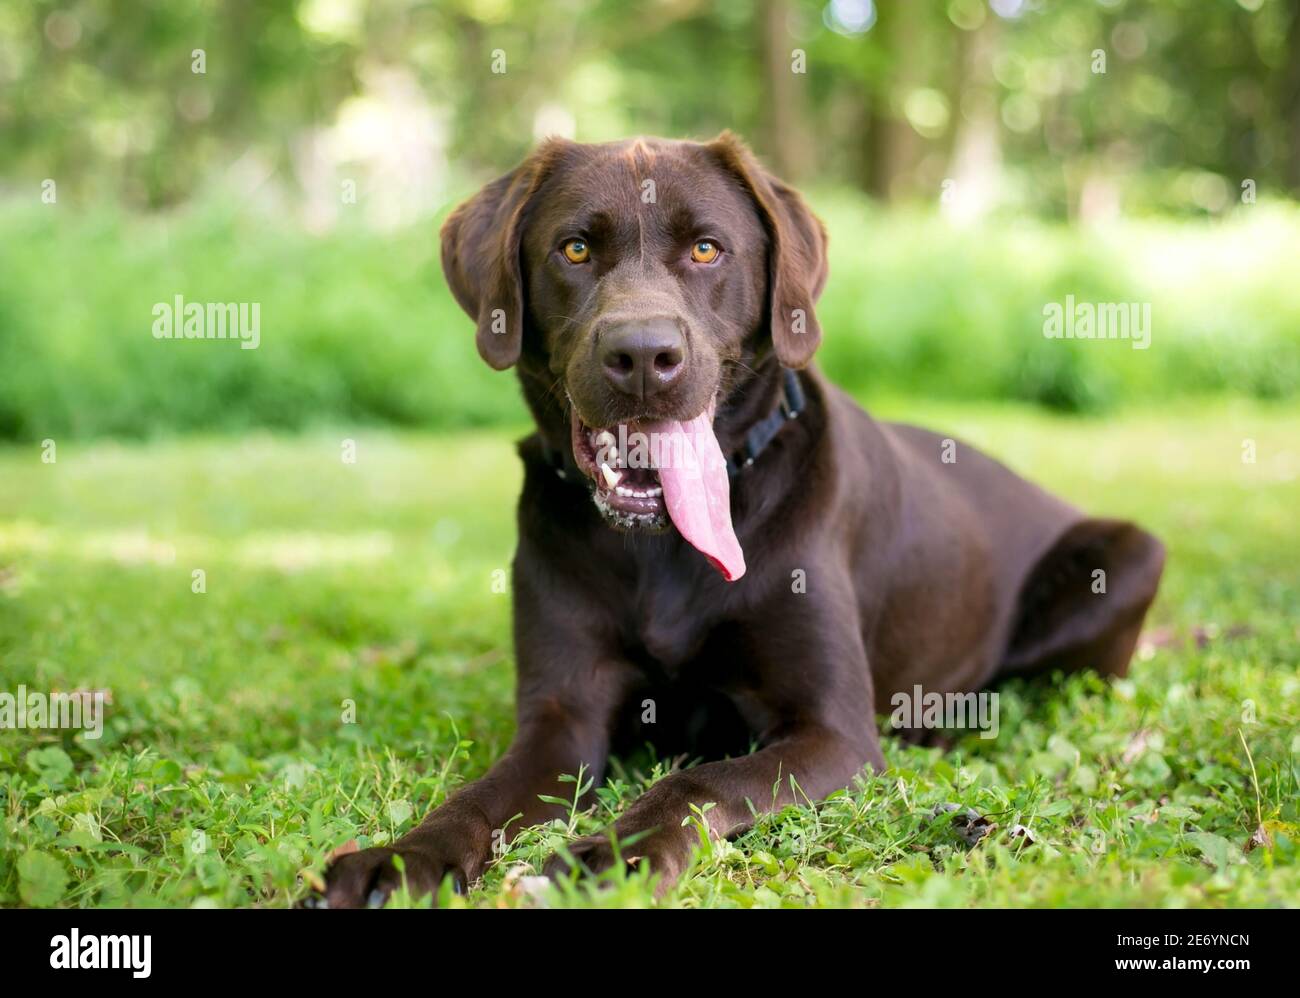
724,367,805,477
541,367,805,481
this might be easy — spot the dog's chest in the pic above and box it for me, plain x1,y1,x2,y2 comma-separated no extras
618,584,773,749
623,575,720,676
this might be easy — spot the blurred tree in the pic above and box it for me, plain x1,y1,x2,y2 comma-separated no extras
1284,0,1300,189
2,0,1297,216
760,0,814,181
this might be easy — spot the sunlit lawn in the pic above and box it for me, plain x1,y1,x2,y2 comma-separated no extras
0,397,1296,907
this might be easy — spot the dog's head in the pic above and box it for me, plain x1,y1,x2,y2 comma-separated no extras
440,134,827,577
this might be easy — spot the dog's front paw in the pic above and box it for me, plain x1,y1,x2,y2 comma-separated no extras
310,845,466,909
543,827,693,894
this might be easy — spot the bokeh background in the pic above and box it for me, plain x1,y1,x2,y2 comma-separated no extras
2,0,1298,440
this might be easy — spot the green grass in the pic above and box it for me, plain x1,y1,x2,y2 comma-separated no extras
0,397,1297,908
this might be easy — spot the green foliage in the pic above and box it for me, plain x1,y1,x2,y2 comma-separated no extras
814,193,1300,412
0,403,1296,907
2,192,1297,442
0,198,522,440
6,0,1299,211
4,1,1298,441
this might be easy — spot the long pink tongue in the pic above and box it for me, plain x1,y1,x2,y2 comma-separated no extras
647,412,745,581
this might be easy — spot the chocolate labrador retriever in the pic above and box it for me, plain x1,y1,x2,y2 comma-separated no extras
317,133,1165,908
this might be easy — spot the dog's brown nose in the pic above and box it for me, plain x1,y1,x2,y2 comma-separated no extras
601,319,685,399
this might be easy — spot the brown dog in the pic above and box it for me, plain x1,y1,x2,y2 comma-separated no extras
317,134,1165,907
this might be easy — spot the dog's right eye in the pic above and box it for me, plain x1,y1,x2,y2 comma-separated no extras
562,239,590,264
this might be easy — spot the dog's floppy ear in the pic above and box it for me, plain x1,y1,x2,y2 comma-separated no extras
707,132,828,368
440,139,570,370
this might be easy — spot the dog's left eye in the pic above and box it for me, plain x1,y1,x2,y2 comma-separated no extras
562,239,590,264
690,240,721,264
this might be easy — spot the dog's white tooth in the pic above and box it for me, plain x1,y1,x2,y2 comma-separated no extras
601,462,621,488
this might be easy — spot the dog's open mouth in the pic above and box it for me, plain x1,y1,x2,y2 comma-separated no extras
571,415,669,527
569,410,670,530
569,404,746,581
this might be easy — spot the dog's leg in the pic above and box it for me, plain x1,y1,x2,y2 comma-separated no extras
544,722,881,891
320,574,632,908
1000,518,1166,680
545,610,883,893
318,692,618,908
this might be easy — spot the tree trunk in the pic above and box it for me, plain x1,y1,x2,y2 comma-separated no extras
1283,0,1300,193
864,0,923,201
759,0,813,180
945,18,1003,220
